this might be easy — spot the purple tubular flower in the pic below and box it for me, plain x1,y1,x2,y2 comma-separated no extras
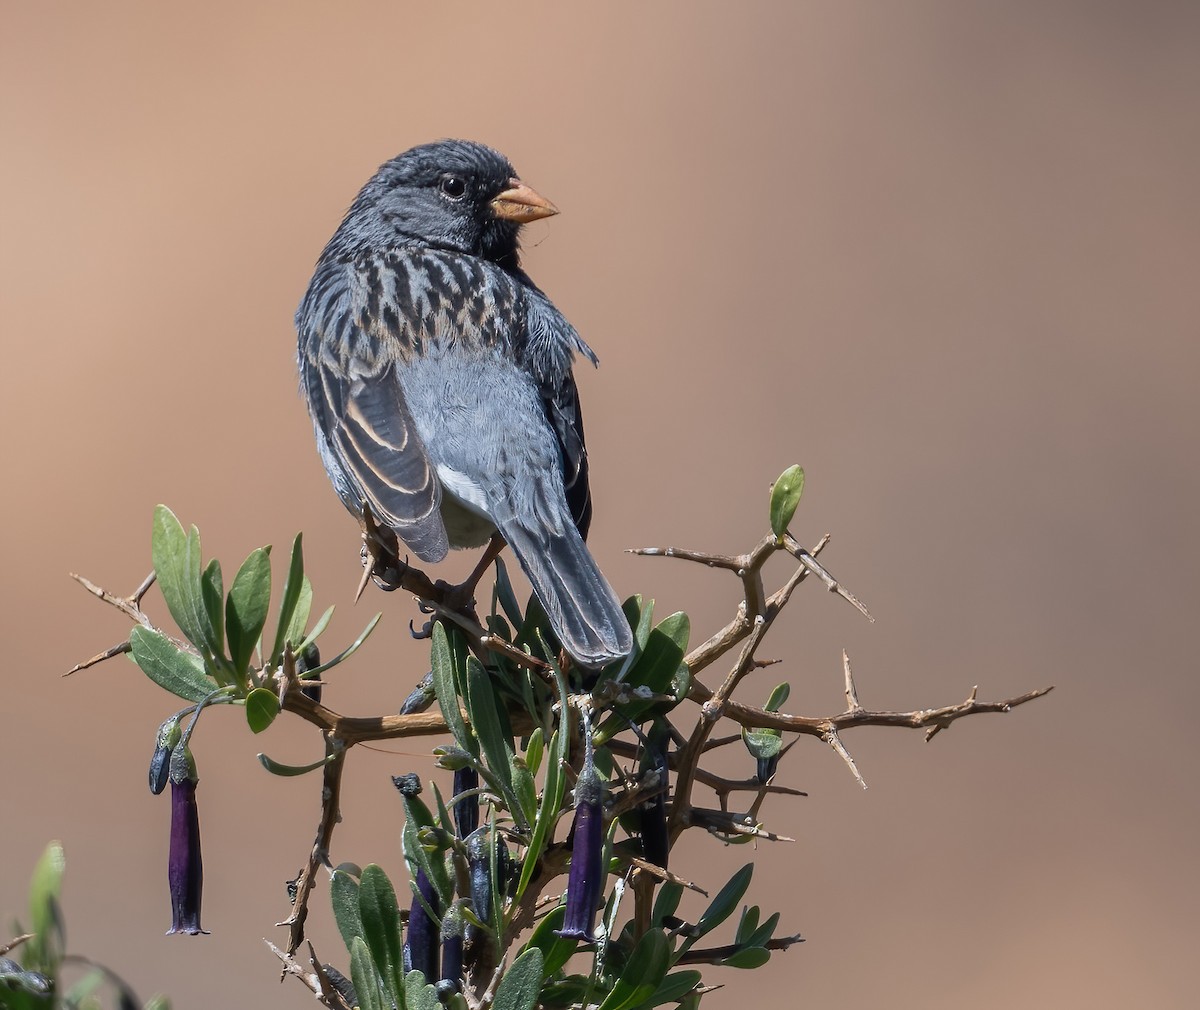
452,766,479,839
403,868,440,982
555,764,604,941
166,750,207,935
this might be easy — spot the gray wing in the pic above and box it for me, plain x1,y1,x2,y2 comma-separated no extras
298,268,449,563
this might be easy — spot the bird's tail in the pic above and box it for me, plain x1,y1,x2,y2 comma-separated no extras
497,516,633,669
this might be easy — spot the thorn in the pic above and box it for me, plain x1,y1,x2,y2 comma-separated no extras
843,650,862,711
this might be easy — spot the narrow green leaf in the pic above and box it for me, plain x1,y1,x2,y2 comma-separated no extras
302,612,382,678
519,905,576,977
431,623,477,758
466,657,521,825
151,507,208,654
516,656,569,901
647,970,702,1008
693,864,754,940
735,905,760,945
257,751,337,776
284,575,313,654
295,603,334,653
244,688,280,734
349,936,386,1010
512,758,538,828
226,546,272,676
722,946,771,969
270,533,306,664
747,910,781,949
128,627,214,703
596,928,671,1010
652,881,684,928
769,465,805,539
359,864,404,1007
524,727,545,779
765,682,790,712
330,868,363,952
200,559,224,659
491,947,544,1010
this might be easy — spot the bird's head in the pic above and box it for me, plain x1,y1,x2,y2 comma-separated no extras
340,139,558,266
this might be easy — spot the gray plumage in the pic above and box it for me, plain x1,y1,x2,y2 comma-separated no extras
296,140,632,667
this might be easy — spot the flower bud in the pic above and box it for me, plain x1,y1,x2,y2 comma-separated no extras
400,671,435,715
148,716,182,795
452,766,479,839
166,747,207,935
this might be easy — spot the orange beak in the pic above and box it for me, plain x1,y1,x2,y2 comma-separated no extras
490,178,559,223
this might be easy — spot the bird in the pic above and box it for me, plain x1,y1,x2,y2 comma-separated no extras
296,139,633,668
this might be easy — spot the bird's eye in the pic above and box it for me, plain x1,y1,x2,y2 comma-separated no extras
439,175,467,200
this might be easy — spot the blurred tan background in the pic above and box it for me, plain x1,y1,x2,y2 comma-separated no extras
3,1,1197,1007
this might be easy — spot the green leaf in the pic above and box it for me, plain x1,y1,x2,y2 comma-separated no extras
226,546,272,677
128,627,214,703
596,928,671,1010
516,658,570,900
404,971,441,1010
652,881,684,928
270,533,306,664
401,806,452,909
722,946,771,969
359,864,404,1007
465,657,521,825
144,996,171,1010
431,623,477,758
295,604,334,653
257,751,337,776
647,970,702,1007
200,559,224,659
512,758,538,828
151,507,220,659
302,612,382,677
769,465,805,539
735,905,760,944
524,727,545,778
349,936,387,1010
520,905,576,977
244,687,281,734
25,841,65,975
692,864,753,942
284,576,313,654
330,867,364,952
765,682,790,712
491,947,544,1010
747,910,781,949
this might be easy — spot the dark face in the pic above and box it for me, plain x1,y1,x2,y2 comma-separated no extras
344,139,557,264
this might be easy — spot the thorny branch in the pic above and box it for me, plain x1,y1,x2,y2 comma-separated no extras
70,522,1051,996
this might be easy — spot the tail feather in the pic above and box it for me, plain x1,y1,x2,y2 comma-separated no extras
497,518,632,668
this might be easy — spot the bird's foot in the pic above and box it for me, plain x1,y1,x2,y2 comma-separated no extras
356,505,407,600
